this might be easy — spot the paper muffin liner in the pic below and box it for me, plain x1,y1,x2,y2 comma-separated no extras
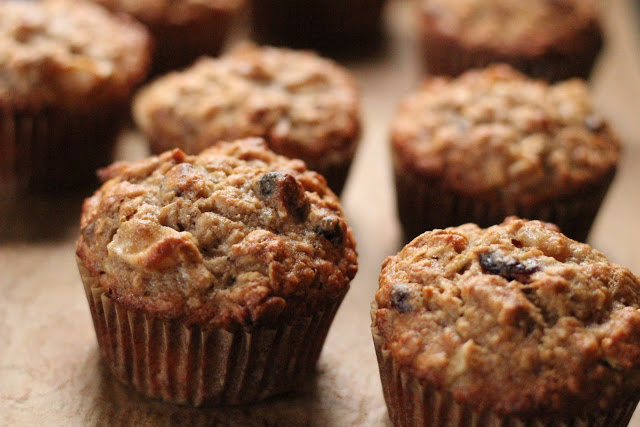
250,0,385,51
148,11,234,76
371,306,639,427
394,168,616,243
79,262,348,406
0,105,124,196
420,22,602,82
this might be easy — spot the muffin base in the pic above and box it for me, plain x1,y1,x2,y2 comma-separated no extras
148,11,234,76
394,169,616,243
79,262,348,406
420,19,603,82
371,305,639,427
0,105,124,196
250,0,386,53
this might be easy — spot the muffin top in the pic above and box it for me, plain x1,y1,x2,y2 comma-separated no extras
374,217,640,417
392,65,619,203
133,44,360,169
0,0,151,110
421,0,600,54
76,138,357,329
91,0,243,25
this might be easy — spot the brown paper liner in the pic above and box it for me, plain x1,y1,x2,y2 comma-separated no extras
420,17,603,82
394,168,616,244
0,105,124,196
371,305,639,427
147,10,234,77
249,0,386,53
79,262,347,406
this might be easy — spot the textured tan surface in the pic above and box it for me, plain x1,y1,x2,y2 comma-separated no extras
2,0,640,425
392,65,620,199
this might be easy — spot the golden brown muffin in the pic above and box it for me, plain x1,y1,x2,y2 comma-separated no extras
90,0,243,75
372,217,640,426
392,64,619,243
0,0,151,195
133,43,361,195
76,138,358,406
249,0,387,54
419,0,603,81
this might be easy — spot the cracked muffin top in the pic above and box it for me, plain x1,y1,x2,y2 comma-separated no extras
373,217,640,418
392,65,620,203
90,0,243,26
0,0,151,110
76,138,358,329
420,0,600,54
133,44,360,169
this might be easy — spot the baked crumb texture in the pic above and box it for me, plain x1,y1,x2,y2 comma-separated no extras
420,0,603,81
0,0,151,195
392,64,619,242
90,0,242,74
0,0,151,110
373,218,640,424
133,44,360,195
76,139,357,405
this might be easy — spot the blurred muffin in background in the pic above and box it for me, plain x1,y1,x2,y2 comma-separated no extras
90,0,243,75
391,64,619,243
419,0,603,81
133,44,361,195
249,0,387,55
0,0,151,196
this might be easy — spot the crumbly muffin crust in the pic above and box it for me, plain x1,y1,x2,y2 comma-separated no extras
133,44,360,170
0,0,151,110
90,0,243,25
374,217,640,418
76,138,357,329
421,0,600,55
392,65,619,203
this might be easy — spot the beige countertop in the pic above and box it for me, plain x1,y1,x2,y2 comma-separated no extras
2,0,640,425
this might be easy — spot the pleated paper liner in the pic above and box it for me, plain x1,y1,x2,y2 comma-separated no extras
371,306,639,427
419,21,602,82
0,105,123,196
79,262,347,406
394,168,616,244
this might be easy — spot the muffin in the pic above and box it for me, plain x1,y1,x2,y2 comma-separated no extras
0,0,151,196
90,0,243,75
372,217,640,426
76,138,358,406
419,0,603,81
250,0,387,53
133,44,361,195
392,64,619,243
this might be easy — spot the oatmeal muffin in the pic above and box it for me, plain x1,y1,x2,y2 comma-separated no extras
76,138,358,406
133,44,361,195
419,0,603,81
392,64,619,243
249,0,387,53
0,0,151,195
372,217,640,426
90,0,242,75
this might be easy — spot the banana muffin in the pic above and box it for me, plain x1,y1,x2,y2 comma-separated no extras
0,0,151,195
249,0,387,54
392,64,620,243
372,217,640,426
133,44,361,195
76,138,358,406
419,0,603,81
90,0,242,75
